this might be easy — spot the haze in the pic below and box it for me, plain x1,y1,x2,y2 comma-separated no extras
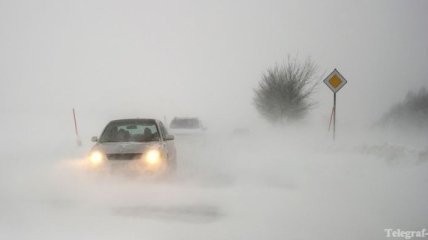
1,0,427,240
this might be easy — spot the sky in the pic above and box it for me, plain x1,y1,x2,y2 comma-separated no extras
1,0,427,133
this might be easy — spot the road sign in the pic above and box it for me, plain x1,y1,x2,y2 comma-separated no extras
324,68,348,141
323,69,347,93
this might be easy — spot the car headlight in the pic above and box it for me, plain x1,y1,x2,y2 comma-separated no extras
143,149,162,165
88,150,104,166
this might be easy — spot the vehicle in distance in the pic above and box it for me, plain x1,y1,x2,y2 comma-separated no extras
169,117,206,135
87,118,176,174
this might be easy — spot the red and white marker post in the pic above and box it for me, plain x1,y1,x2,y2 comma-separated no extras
73,108,82,146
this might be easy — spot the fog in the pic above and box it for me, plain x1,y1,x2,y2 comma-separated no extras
1,0,428,239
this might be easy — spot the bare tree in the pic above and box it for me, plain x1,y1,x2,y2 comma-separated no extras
379,87,428,129
253,57,317,124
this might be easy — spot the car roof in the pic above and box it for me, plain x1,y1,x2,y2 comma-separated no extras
109,118,159,123
172,117,200,120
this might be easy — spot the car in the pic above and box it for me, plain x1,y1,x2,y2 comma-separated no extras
169,117,206,135
87,118,177,174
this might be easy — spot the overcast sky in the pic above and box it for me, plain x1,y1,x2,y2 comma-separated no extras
1,0,427,130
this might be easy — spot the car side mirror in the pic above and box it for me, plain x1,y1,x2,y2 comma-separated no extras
164,135,174,141
91,136,98,142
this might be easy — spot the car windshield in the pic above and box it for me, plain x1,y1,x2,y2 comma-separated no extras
99,120,160,143
170,118,201,129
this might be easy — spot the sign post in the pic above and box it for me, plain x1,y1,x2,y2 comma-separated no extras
323,69,347,140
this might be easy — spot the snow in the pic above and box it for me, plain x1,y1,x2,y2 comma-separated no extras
1,123,427,240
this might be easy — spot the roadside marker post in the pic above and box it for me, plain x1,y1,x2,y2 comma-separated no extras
323,69,347,141
73,108,82,146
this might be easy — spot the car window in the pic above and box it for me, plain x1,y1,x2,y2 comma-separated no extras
99,120,160,142
170,118,201,129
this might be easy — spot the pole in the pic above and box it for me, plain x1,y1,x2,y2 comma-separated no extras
73,108,79,137
73,108,82,146
328,106,334,131
333,92,336,141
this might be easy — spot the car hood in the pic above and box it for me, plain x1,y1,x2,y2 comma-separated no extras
93,142,160,154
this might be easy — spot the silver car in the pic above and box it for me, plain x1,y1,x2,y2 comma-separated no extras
87,119,177,174
169,117,206,135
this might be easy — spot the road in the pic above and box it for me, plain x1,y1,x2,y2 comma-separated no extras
1,129,427,240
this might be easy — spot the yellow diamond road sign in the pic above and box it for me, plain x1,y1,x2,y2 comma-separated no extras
323,69,347,93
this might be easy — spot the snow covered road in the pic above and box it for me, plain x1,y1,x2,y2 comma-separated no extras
1,129,427,240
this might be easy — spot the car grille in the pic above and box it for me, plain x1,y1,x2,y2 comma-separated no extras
106,153,142,160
